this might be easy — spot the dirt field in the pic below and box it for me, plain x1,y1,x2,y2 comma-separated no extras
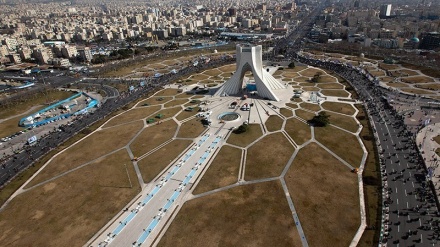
321,89,350,97
158,181,302,247
402,76,434,84
285,142,360,247
315,125,363,167
434,135,440,145
293,76,311,83
176,118,206,138
163,99,189,108
136,96,173,106
395,69,419,76
295,109,316,121
280,108,294,117
218,64,236,73
300,102,321,112
245,133,295,180
137,140,192,183
0,149,140,247
324,111,360,133
285,118,311,145
369,70,386,77
193,145,241,194
414,83,440,91
265,115,284,132
299,68,323,77
316,83,344,89
151,106,183,119
27,120,144,187
378,63,400,70
103,106,161,127
302,86,320,92
321,102,356,115
188,73,210,81
175,107,200,121
401,88,436,95
282,72,300,78
130,120,177,157
286,102,299,108
202,68,222,77
174,92,194,98
155,88,182,96
227,124,262,147
379,76,394,82
318,75,338,83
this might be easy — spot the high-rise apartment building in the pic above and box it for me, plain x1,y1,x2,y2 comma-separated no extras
379,4,392,18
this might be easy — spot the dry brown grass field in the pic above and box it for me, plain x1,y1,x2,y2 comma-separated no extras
27,120,144,187
265,115,284,132
299,68,322,77
285,142,360,247
175,107,200,121
316,83,344,89
314,125,363,167
0,149,139,247
163,99,189,108
300,102,321,112
320,89,350,97
414,84,440,91
176,118,206,138
284,118,311,145
226,124,262,147
103,106,161,127
158,181,302,247
402,76,434,84
137,140,192,183
136,96,173,106
280,108,294,117
324,111,360,133
193,145,242,194
245,133,295,180
130,120,177,157
321,102,356,115
295,109,316,121
401,88,435,95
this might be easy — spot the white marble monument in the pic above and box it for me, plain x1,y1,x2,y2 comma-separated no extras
215,44,285,101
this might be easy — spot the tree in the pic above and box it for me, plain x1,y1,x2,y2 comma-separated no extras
309,112,330,127
288,62,295,69
233,123,249,134
311,71,323,83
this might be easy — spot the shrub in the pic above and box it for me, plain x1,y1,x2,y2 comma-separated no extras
308,112,330,127
233,124,249,134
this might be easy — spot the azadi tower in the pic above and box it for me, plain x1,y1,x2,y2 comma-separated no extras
215,44,285,101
